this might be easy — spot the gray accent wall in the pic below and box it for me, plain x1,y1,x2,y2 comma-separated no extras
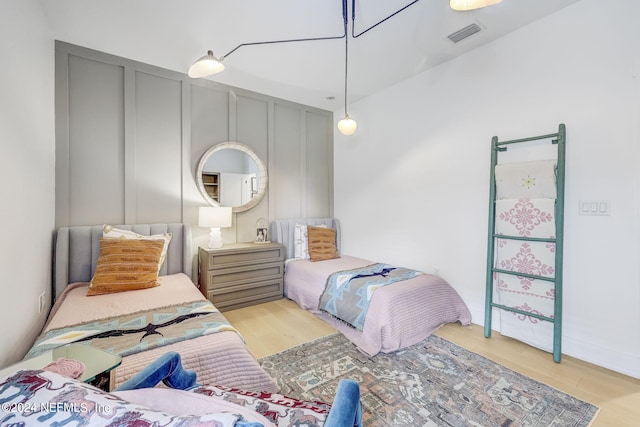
55,41,333,249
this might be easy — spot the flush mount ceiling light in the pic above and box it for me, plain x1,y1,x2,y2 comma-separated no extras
450,0,502,11
189,0,501,135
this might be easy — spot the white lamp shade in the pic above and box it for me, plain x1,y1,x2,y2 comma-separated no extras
450,0,502,11
337,115,358,135
188,52,225,78
198,206,232,228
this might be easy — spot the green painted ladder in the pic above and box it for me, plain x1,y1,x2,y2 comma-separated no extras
484,123,566,363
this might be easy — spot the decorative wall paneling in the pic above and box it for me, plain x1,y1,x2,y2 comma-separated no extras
55,41,333,269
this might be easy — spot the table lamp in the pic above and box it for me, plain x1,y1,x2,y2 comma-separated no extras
199,206,232,249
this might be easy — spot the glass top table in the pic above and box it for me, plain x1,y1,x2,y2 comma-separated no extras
0,343,122,385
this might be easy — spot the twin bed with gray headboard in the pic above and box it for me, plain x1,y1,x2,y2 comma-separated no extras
271,218,472,356
33,223,277,392
53,223,192,301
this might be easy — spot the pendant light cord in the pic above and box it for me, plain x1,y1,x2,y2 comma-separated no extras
351,0,422,38
343,19,349,116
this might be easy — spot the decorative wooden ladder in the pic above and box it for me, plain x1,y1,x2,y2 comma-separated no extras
484,124,566,362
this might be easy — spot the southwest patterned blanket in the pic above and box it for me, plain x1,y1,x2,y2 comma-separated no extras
319,263,422,331
26,300,238,358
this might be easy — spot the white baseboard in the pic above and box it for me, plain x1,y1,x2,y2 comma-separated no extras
563,335,640,379
466,305,640,379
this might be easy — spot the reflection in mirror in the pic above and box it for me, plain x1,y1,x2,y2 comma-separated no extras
196,142,267,213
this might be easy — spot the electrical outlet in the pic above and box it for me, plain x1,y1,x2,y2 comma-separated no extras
38,292,46,313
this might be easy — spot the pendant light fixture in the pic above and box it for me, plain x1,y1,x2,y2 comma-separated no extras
188,10,347,81
450,0,502,11
188,0,502,135
188,50,225,78
337,28,357,136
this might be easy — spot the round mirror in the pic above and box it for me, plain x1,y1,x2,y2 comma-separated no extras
196,142,268,213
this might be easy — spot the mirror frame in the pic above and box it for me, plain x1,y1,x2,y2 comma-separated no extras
196,141,268,213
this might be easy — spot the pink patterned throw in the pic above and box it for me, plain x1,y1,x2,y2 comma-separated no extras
495,198,555,238
43,358,85,379
494,197,556,352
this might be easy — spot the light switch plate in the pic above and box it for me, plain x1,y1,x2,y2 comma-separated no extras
579,200,610,216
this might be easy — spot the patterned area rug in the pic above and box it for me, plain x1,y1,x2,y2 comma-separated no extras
259,333,598,426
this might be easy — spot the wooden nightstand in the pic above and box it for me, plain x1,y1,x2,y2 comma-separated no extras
198,243,285,311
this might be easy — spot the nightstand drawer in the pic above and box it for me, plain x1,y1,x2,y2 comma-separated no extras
207,278,283,311
205,245,284,269
207,262,284,289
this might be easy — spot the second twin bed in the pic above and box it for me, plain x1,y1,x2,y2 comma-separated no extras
272,218,472,357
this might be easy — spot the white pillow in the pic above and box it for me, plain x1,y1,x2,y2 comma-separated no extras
294,223,327,260
294,223,309,260
103,225,172,271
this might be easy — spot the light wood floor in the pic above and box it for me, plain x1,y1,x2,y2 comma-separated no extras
224,299,640,427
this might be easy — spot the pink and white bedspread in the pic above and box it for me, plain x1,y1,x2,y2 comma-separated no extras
28,273,278,393
285,255,472,356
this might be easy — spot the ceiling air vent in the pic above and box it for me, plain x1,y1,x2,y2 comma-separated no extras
447,23,482,43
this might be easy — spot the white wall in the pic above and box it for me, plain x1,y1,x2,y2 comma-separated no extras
335,0,640,378
0,0,55,366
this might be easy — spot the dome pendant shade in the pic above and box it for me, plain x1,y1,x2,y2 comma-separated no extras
188,51,225,78
337,115,358,135
450,0,502,11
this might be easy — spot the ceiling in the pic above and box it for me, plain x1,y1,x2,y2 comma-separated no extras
40,0,582,111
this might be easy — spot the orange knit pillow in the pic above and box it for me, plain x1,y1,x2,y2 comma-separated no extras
307,226,339,262
86,239,164,296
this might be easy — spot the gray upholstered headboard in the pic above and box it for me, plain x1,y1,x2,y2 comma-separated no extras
270,218,341,260
54,223,192,300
